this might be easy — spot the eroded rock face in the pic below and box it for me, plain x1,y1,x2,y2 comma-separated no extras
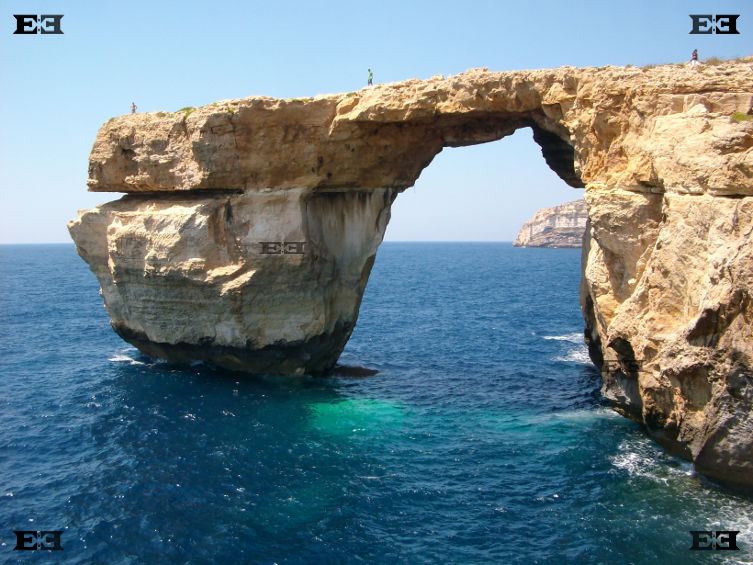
581,191,753,487
69,189,395,375
513,199,587,247
70,57,753,488
87,62,753,196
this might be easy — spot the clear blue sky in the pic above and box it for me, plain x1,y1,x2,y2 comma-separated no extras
1,0,750,242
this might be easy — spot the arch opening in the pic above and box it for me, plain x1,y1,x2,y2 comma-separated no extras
385,126,585,243
391,111,587,195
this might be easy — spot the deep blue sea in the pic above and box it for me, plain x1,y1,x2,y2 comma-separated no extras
1,243,752,564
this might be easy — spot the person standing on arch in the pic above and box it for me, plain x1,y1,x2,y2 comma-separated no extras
690,49,700,67
367,68,373,86
131,102,137,113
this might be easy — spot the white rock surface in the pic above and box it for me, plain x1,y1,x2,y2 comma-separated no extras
514,200,587,247
69,189,395,375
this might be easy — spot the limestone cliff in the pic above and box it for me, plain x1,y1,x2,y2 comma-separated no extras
70,57,753,488
513,200,587,247
69,189,394,376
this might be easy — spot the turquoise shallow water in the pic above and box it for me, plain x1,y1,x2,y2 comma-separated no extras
0,242,751,564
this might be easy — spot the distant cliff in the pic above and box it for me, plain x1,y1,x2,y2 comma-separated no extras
513,200,587,247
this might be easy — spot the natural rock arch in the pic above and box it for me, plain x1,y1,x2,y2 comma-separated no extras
70,59,753,489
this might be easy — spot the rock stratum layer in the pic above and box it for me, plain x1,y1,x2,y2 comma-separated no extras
69,58,753,489
513,199,587,247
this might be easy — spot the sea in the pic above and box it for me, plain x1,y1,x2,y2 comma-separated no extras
0,242,752,564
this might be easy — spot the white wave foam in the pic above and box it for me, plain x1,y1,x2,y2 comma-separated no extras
515,408,621,433
551,407,620,422
612,451,664,480
108,352,146,365
611,437,693,484
542,332,583,343
611,436,753,552
108,354,131,362
553,346,591,364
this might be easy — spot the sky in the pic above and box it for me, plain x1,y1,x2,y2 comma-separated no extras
0,0,750,243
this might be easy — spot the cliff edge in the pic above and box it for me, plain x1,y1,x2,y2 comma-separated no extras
69,57,753,489
513,199,587,247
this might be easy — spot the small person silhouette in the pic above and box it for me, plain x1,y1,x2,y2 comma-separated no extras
367,68,373,86
131,102,137,113
690,49,700,67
